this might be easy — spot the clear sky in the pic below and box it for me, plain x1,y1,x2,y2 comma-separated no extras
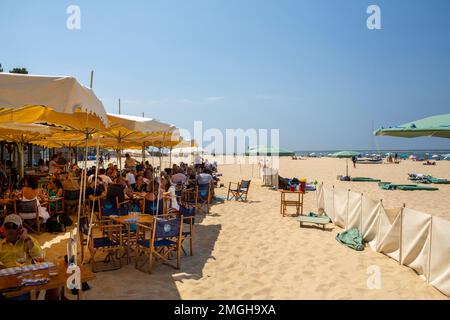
1,0,449,151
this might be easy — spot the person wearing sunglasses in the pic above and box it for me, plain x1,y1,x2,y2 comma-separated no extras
0,214,43,269
0,215,64,300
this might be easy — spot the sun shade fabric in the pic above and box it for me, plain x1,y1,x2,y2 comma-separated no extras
400,208,432,278
376,207,402,262
246,146,294,156
361,196,381,251
429,216,450,296
347,191,362,231
316,183,325,212
323,187,335,222
374,113,450,139
0,122,54,143
0,73,108,130
333,188,348,228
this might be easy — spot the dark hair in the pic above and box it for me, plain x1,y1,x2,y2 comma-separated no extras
27,176,39,190
38,159,44,166
99,168,106,175
51,178,63,189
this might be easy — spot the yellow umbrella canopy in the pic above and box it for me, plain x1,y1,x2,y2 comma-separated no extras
0,73,108,132
0,122,59,177
0,122,55,144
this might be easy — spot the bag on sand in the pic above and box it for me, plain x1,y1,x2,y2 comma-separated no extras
336,228,365,251
46,215,65,233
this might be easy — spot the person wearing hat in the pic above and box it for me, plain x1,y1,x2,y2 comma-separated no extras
0,215,64,300
0,214,43,269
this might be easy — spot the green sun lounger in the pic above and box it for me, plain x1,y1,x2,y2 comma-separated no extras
396,185,439,191
297,212,331,230
427,177,450,184
380,182,439,191
351,177,381,182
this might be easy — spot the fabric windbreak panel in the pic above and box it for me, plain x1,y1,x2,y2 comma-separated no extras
376,207,402,262
333,188,348,228
400,208,432,278
347,191,362,231
316,183,325,212
361,196,381,251
323,187,335,222
429,216,450,296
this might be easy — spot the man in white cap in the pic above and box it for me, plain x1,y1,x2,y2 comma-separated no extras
0,215,64,300
0,214,43,269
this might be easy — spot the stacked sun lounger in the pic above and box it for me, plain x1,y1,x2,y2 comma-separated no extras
408,173,450,184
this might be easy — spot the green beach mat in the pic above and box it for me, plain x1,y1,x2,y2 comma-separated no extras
351,177,381,182
336,228,365,251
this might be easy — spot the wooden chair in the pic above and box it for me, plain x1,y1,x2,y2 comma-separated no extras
178,204,196,256
197,182,212,213
63,189,81,215
45,197,64,217
14,199,43,233
142,198,164,215
181,187,197,209
88,219,123,272
227,180,251,201
134,213,183,274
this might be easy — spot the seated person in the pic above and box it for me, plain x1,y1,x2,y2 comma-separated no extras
85,177,105,212
106,176,126,206
62,172,80,191
171,168,187,185
20,177,50,223
132,175,147,193
0,215,62,300
37,159,49,173
47,177,63,212
124,169,136,188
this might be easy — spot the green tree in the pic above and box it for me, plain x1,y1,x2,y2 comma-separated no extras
0,64,3,72
9,67,29,74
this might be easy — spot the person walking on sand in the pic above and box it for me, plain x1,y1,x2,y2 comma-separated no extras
351,155,357,168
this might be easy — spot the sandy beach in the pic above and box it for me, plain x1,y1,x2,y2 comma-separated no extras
34,157,450,300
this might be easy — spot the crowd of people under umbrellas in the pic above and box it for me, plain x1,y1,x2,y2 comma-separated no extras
0,151,221,300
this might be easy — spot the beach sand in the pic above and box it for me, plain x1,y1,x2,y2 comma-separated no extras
36,157,450,299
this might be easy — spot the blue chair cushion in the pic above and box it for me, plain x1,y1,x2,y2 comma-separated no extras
93,237,119,248
137,238,177,248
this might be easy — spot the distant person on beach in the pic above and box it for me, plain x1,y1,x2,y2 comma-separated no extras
124,153,137,171
351,156,357,168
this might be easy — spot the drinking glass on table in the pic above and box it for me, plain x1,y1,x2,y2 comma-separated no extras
32,251,46,264
15,251,27,267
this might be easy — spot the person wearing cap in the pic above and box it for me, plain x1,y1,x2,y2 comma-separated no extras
0,215,64,300
0,214,43,269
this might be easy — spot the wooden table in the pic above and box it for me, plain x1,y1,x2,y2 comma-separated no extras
0,260,95,300
109,214,154,264
279,190,304,217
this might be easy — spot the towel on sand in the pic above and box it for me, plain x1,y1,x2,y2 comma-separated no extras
336,228,365,251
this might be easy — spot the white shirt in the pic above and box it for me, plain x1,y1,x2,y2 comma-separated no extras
126,172,136,185
171,173,187,184
167,185,180,211
194,155,202,165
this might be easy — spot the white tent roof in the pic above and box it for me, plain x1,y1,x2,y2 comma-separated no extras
0,73,108,126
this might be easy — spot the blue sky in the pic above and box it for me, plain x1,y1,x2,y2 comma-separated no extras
1,0,449,150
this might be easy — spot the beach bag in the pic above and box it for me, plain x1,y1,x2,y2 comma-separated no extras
46,215,65,233
336,228,365,251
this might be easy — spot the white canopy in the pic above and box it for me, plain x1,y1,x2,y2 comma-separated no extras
0,73,108,128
